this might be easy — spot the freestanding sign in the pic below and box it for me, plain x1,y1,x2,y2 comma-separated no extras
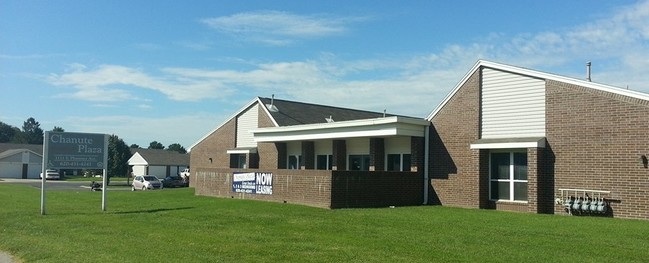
46,132,107,169
42,131,108,215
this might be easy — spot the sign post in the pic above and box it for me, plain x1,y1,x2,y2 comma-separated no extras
41,131,108,215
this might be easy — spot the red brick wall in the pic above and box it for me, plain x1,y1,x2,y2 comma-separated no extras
429,70,482,208
257,105,281,170
429,69,649,220
194,168,333,208
331,171,423,208
546,80,649,220
189,119,236,188
193,168,423,209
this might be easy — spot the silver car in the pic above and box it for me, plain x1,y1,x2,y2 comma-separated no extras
132,175,163,191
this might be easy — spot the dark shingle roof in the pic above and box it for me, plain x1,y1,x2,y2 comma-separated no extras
130,148,189,166
258,97,396,126
0,143,43,155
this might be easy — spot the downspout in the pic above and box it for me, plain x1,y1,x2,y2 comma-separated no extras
423,125,430,205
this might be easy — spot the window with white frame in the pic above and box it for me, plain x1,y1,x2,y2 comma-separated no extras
386,154,411,171
489,151,527,201
288,155,302,170
316,154,332,170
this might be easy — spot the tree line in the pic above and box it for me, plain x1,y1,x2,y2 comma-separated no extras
1,117,188,177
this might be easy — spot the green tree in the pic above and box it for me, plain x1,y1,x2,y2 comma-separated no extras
22,117,44,144
108,135,132,182
129,144,140,148
52,126,65,132
148,141,164,150
0,121,18,143
166,143,187,154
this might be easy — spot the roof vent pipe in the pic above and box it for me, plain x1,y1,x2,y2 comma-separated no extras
266,94,279,112
586,61,592,82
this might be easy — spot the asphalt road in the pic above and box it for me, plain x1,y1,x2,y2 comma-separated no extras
0,179,131,191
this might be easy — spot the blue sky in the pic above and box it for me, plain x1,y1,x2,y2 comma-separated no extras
2,0,648,149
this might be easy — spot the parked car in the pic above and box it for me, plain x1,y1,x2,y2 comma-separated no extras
162,176,185,188
132,175,163,191
40,169,60,180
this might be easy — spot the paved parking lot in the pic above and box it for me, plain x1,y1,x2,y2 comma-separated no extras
0,178,131,191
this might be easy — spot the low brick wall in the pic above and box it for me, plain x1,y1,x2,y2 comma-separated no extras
194,168,333,208
331,171,423,208
193,168,423,209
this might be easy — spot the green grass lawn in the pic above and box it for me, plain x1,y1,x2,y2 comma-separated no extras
0,184,647,263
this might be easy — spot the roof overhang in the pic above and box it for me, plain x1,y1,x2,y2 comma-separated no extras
252,116,430,142
470,137,546,149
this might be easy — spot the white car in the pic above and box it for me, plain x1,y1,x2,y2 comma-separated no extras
132,175,163,191
40,169,60,180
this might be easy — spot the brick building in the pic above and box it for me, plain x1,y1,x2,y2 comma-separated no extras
190,60,649,220
427,60,649,220
189,97,429,208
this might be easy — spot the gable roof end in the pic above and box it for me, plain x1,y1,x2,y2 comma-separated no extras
188,97,278,152
426,60,649,121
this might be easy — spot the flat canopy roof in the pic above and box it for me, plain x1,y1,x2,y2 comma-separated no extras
252,116,430,142
470,137,546,149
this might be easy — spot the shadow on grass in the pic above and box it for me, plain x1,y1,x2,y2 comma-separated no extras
112,206,195,214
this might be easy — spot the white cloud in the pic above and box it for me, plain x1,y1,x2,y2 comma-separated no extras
201,10,366,45
47,64,234,102
43,0,649,119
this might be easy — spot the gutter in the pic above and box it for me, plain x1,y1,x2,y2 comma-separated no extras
423,125,430,205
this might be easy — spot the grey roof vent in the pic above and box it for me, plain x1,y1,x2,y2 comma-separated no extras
266,94,279,112
325,115,334,123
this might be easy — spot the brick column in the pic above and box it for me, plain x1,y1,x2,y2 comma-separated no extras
369,138,385,171
527,148,539,213
332,140,346,170
477,149,490,209
410,136,424,172
276,142,287,169
301,141,315,169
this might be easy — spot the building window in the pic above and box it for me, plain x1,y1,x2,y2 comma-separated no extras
230,154,246,169
490,152,527,202
288,155,302,170
349,155,370,171
386,154,411,171
316,155,332,170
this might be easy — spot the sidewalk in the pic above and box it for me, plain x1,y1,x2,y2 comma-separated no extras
0,251,16,263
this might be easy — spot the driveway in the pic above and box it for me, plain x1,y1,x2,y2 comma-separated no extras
0,178,131,191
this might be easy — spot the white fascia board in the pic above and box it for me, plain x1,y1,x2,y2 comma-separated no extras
470,140,546,149
252,116,428,142
427,60,649,121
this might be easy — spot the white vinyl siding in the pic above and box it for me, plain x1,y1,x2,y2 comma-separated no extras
481,68,546,139
236,104,259,148
346,138,369,155
314,140,332,156
384,137,410,154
